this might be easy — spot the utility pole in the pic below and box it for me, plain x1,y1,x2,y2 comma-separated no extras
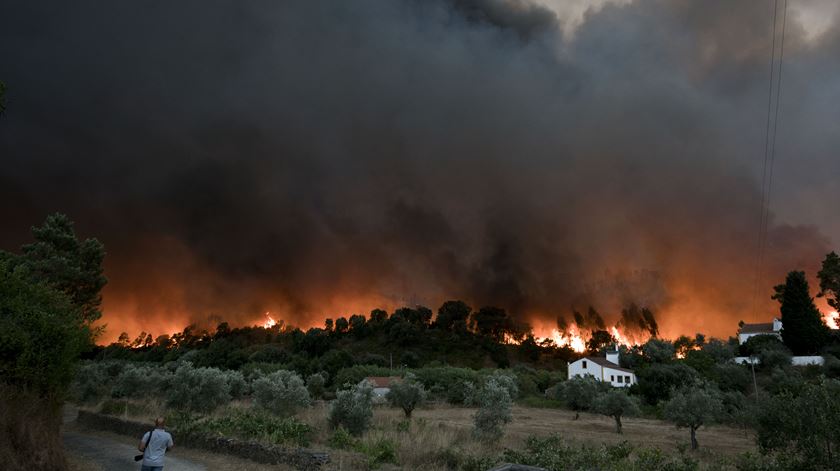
750,355,759,402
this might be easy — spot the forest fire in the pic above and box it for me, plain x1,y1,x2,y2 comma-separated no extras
826,311,840,330
261,312,278,329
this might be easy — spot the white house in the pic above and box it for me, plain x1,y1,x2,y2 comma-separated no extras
365,376,401,401
738,318,782,344
567,350,636,387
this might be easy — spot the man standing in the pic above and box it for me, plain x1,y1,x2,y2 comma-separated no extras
138,417,174,471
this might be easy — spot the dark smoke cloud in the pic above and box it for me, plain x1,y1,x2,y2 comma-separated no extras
1,0,838,341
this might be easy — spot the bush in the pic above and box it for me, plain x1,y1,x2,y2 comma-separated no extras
111,364,171,399
166,363,231,413
329,380,374,436
472,376,513,442
503,435,699,471
252,370,311,417
556,376,609,419
201,409,312,447
71,362,109,403
334,365,393,388
223,370,248,399
413,367,481,404
386,373,426,418
306,372,327,399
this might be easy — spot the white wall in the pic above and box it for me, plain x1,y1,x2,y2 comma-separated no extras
567,359,635,387
733,356,824,366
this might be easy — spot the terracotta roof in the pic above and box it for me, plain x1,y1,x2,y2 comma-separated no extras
365,376,402,388
582,356,635,374
739,322,775,334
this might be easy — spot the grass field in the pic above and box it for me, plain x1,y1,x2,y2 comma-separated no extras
82,399,759,470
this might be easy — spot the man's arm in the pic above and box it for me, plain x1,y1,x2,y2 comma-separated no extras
138,432,148,452
166,436,174,451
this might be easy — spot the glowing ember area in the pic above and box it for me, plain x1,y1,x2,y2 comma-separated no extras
826,311,840,330
261,312,277,329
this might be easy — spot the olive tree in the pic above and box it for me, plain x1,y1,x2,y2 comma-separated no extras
663,384,723,450
386,373,426,418
329,380,374,436
472,376,513,443
252,370,311,417
166,363,231,413
556,376,607,419
306,372,327,399
592,389,640,434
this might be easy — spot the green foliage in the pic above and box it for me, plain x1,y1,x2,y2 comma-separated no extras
713,364,752,393
756,379,840,469
503,435,699,471
386,373,426,418
663,384,724,450
166,363,231,413
642,338,675,364
701,339,735,364
592,389,640,433
329,380,374,436
636,363,699,405
412,366,481,404
306,372,327,399
19,213,107,324
334,365,394,388
252,370,311,417
111,363,172,398
471,376,513,442
201,409,312,447
774,271,829,355
436,300,471,332
0,260,89,396
817,251,840,312
556,375,608,417
327,426,357,449
355,437,398,468
71,361,109,403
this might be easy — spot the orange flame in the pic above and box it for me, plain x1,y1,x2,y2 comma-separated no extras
826,311,839,330
261,312,277,329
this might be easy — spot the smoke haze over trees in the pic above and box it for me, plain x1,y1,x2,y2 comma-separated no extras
2,0,840,340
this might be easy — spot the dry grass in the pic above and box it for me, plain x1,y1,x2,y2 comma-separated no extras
87,399,758,470
0,386,67,471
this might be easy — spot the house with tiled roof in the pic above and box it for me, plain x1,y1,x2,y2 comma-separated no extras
567,349,636,387
737,318,782,345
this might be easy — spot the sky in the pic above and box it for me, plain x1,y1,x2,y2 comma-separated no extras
1,0,839,342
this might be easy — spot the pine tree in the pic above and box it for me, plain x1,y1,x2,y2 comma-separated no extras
817,251,840,311
773,271,828,355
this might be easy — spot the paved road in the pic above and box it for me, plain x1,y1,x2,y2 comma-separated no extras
63,407,205,470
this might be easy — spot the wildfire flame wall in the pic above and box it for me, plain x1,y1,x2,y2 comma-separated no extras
1,0,839,343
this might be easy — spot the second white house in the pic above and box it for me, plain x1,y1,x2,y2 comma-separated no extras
567,350,636,387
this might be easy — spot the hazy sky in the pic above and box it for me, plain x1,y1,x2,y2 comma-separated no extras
1,0,838,341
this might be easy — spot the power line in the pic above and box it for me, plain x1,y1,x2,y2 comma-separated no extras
752,0,788,317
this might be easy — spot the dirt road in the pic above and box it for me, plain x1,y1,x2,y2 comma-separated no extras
62,406,205,470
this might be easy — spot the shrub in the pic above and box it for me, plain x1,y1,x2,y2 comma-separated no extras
111,364,171,399
413,367,481,404
329,380,374,436
472,376,513,442
201,409,312,447
386,373,426,418
306,372,327,399
334,365,393,388
252,370,311,417
356,437,398,467
166,363,231,413
71,362,108,403
223,370,247,399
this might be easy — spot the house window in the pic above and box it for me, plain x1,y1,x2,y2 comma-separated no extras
617,376,623,383
582,360,587,369
625,375,631,383
610,375,614,381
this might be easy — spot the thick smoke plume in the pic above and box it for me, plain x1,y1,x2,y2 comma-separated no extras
1,0,838,342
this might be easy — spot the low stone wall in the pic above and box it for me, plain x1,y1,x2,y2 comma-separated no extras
76,410,329,470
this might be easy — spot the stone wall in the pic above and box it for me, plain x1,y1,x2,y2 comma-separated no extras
76,410,329,470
